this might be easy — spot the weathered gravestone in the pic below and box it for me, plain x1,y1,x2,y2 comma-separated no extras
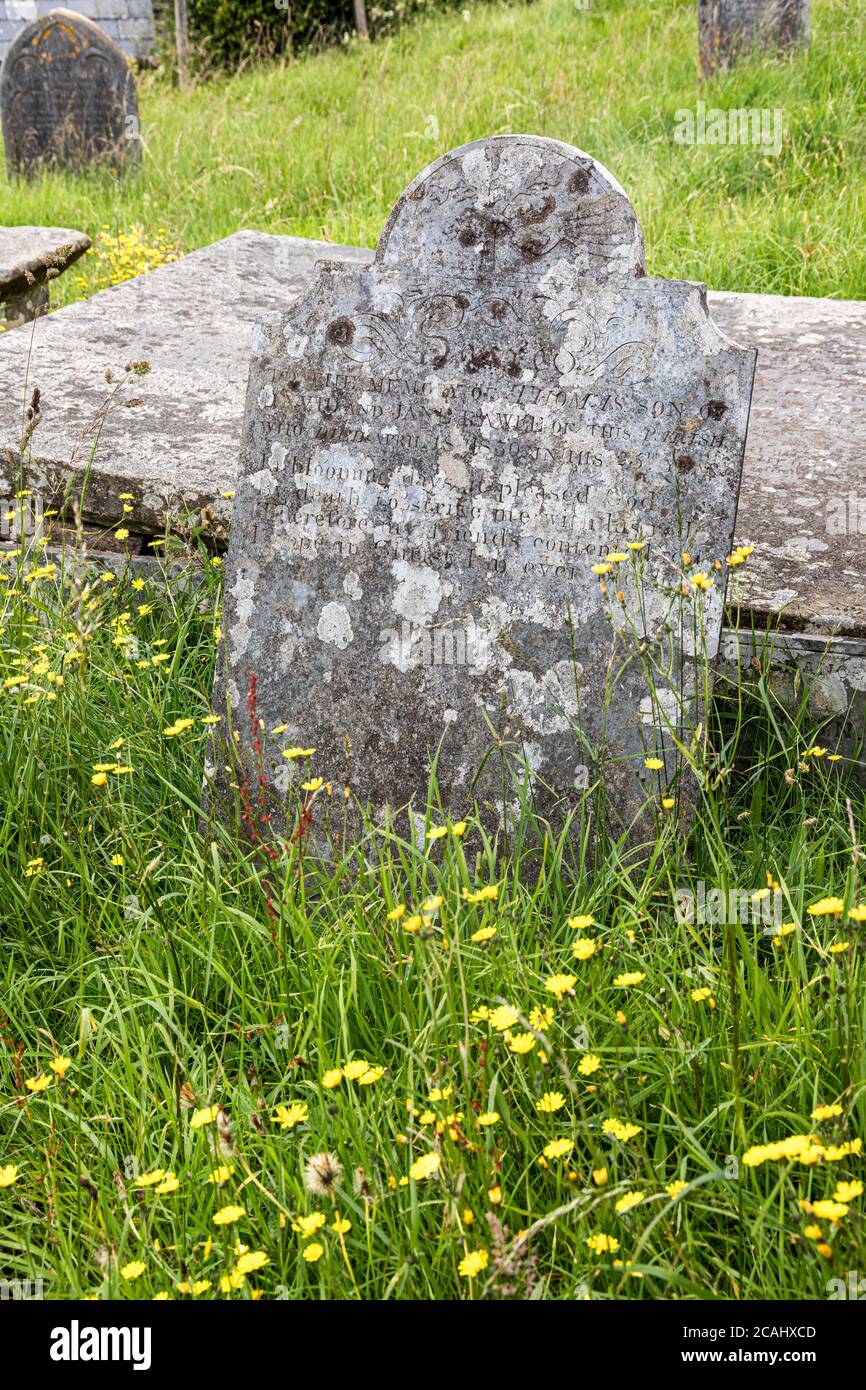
215,136,756,837
0,8,140,176
698,0,809,75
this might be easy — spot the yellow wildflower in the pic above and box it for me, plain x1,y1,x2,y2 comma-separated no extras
458,1249,489,1278
572,938,598,961
542,1138,572,1160
410,1152,441,1182
615,1191,645,1214
536,1091,566,1114
273,1102,308,1129
212,1205,246,1226
292,1212,326,1238
807,897,845,917
545,973,576,1000
190,1106,219,1129
586,1233,619,1254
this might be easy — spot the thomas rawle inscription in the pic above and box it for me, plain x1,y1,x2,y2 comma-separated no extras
215,136,756,834
1,8,140,177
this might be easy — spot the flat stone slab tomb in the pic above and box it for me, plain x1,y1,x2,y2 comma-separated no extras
0,229,862,752
0,224,91,327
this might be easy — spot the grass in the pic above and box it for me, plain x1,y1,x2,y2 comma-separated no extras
1,0,865,1304
1,0,864,305
0,507,864,1300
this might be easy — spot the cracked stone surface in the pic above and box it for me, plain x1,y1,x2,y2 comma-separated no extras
0,8,140,176
215,136,756,831
698,0,809,74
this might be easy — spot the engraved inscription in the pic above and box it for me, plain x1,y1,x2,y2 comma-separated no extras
215,136,756,834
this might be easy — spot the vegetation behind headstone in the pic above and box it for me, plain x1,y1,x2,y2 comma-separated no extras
181,0,515,66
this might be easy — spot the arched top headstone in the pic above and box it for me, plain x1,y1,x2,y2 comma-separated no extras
0,8,140,177
377,136,645,286
215,136,756,838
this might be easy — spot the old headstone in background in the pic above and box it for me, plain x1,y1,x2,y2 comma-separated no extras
698,0,809,75
216,136,755,834
1,8,141,176
0,1,155,67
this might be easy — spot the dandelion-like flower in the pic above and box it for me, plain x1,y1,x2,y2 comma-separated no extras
458,1249,489,1278
586,1233,619,1254
303,1152,343,1196
536,1091,565,1114
409,1152,441,1182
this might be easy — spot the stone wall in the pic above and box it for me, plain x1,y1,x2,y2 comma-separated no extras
0,1,155,65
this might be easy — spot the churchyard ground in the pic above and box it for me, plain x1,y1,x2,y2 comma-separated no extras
1,0,865,1305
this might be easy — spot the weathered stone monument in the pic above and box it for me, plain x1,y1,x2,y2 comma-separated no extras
698,1,809,76
0,224,91,327
214,136,756,835
1,8,140,176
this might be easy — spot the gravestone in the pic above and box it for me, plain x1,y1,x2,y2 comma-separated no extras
214,136,757,836
698,0,809,75
1,8,140,176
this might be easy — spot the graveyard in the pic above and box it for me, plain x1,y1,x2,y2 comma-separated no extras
0,0,865,1309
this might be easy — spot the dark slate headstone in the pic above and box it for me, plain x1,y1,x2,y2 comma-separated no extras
698,0,809,75
214,137,756,838
0,8,140,176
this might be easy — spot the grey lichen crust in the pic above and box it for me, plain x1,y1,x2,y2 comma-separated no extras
217,136,757,832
